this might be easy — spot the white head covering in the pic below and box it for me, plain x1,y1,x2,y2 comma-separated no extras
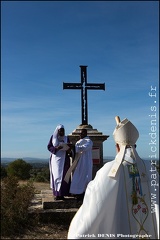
52,124,65,147
113,118,139,146
108,117,147,182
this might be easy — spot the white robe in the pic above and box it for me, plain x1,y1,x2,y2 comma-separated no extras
70,137,93,194
68,152,159,239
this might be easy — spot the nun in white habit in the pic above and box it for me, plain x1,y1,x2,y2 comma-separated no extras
68,117,159,239
47,124,72,200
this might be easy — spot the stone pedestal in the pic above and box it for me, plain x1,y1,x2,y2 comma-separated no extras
68,124,109,179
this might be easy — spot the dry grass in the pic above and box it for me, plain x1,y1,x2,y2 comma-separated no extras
18,180,50,193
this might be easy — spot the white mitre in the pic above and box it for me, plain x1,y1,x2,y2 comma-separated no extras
108,117,147,181
113,118,139,146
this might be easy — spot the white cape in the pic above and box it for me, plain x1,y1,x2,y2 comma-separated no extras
68,157,159,239
70,137,93,194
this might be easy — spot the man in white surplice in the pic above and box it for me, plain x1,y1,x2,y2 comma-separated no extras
68,117,159,239
69,128,93,201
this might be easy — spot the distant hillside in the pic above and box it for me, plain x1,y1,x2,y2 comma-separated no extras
1,156,159,165
1,157,49,163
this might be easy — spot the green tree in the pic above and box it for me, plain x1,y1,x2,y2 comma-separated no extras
30,167,50,182
1,165,7,178
7,159,32,180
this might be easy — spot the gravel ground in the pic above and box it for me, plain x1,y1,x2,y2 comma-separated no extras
1,223,69,239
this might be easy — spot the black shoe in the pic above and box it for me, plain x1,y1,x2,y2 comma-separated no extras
76,193,84,202
60,196,65,201
54,196,59,200
54,196,65,201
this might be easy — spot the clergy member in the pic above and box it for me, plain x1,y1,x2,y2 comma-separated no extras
69,128,93,201
68,117,159,239
47,124,72,200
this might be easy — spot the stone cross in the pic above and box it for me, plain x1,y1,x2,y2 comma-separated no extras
63,65,105,125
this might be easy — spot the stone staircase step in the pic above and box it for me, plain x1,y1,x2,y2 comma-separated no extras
28,189,82,223
42,197,82,209
29,190,82,224
41,190,82,209
29,208,78,224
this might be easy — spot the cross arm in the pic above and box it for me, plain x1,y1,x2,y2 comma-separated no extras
86,83,105,90
63,82,82,89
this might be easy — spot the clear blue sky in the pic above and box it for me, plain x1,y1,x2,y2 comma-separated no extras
1,1,159,160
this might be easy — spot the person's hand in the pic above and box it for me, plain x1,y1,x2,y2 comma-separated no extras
67,143,74,148
56,145,63,150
